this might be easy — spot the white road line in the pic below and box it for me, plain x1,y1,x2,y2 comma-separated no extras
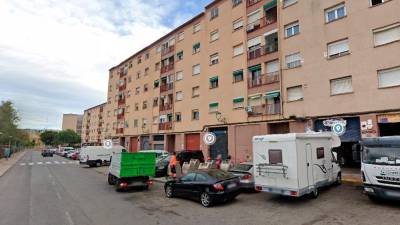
46,162,52,164
54,161,60,164
20,163,26,166
61,161,67,164
65,211,74,225
37,162,43,165
28,162,34,166
56,192,62,200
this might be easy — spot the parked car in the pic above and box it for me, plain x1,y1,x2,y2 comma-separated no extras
61,147,75,157
66,151,76,158
80,145,126,167
229,162,255,191
164,169,241,207
71,152,79,160
41,150,53,157
176,150,205,166
155,155,172,177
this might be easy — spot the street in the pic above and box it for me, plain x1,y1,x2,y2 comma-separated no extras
0,150,399,225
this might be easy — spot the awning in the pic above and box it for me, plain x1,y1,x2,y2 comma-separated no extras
263,0,277,11
177,51,183,57
233,97,244,103
209,102,219,107
193,43,200,48
265,91,280,99
248,64,261,72
249,94,262,100
233,70,243,76
209,76,219,82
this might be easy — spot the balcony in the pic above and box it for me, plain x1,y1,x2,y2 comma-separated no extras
248,102,281,116
160,83,174,93
116,128,124,134
247,0,261,7
119,69,127,78
161,64,174,74
159,122,172,130
118,98,126,106
117,113,125,120
246,16,277,33
248,43,278,60
159,103,173,112
161,46,174,57
119,84,126,91
248,71,279,88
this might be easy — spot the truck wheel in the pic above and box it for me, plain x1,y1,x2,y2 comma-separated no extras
96,161,102,167
310,188,319,199
108,174,116,185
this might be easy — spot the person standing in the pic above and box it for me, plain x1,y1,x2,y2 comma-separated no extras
169,152,177,178
215,154,222,169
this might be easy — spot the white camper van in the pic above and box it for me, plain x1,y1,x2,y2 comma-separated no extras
361,137,400,201
253,133,341,198
79,145,126,167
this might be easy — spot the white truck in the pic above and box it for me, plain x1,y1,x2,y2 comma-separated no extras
79,145,126,167
361,136,400,201
253,133,341,198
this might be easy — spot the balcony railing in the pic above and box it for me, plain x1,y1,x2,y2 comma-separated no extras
248,71,280,88
247,0,261,7
118,98,126,105
116,128,124,134
161,46,174,57
248,103,281,116
119,84,126,91
159,103,173,112
160,83,174,92
248,43,278,60
159,122,172,130
246,16,277,33
117,113,124,120
119,69,127,78
161,64,174,74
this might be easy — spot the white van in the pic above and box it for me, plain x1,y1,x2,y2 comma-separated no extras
253,133,341,198
79,145,126,167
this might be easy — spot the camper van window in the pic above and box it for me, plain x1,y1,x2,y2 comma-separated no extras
269,149,282,165
317,147,325,159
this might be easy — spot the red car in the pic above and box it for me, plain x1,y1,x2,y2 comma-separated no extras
71,152,79,160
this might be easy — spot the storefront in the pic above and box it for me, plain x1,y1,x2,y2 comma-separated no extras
377,113,400,136
209,127,228,160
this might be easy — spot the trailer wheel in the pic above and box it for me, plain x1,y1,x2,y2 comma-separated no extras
311,188,319,199
108,174,116,185
96,161,102,167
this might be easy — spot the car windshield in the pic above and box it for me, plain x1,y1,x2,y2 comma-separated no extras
206,170,233,179
363,146,400,166
231,164,252,171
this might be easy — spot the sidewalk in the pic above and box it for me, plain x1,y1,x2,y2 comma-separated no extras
0,150,27,177
342,167,362,186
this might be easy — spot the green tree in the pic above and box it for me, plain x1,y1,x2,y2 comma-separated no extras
55,129,81,146
40,130,58,146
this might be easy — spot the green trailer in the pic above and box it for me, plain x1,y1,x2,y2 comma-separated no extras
107,152,156,191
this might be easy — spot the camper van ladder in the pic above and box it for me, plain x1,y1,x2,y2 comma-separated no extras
256,163,288,178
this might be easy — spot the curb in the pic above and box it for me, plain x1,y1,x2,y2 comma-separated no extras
342,177,362,186
0,150,27,177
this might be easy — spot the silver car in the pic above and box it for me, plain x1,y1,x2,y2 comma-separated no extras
229,162,255,190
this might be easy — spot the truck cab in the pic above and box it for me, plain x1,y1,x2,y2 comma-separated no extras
361,136,400,201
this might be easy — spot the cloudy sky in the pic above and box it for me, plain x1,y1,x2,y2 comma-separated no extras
0,0,211,130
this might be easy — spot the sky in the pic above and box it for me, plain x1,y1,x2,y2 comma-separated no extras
0,0,211,130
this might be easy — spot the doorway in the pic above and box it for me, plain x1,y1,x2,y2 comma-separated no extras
209,127,228,160
379,122,400,136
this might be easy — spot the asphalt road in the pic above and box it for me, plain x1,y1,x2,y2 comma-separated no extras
0,150,399,225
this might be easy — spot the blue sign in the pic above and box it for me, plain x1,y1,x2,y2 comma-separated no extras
332,123,346,136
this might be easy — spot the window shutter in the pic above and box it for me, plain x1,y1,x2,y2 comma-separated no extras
328,39,349,56
374,25,400,46
286,53,301,64
247,36,261,48
247,11,261,24
330,77,353,95
233,44,244,56
287,86,303,101
266,60,279,73
378,67,400,88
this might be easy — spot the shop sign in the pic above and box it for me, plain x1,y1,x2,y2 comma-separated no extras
377,114,400,123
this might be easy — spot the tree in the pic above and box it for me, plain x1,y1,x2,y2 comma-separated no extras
40,130,58,146
55,129,81,146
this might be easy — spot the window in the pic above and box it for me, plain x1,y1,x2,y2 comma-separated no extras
209,102,219,113
370,0,386,6
134,119,138,128
134,103,139,111
210,7,219,20
143,84,148,92
266,60,279,74
142,118,148,128
325,4,346,23
192,64,201,75
317,147,325,159
156,46,161,53
233,18,244,31
137,56,142,64
327,39,349,58
175,112,182,122
233,70,244,83
145,53,149,59
330,76,353,95
285,22,300,38
285,52,302,69
269,149,283,165
210,53,219,65
193,42,201,54
283,0,297,7
136,72,141,79
193,23,201,33
176,91,183,101
135,87,140,95
233,44,244,56
127,90,131,97
142,101,147,109
373,23,400,46
176,71,183,81
177,51,184,61
192,110,200,120
210,30,219,42
178,32,184,41
153,97,158,107
378,66,400,88
192,86,200,97
287,86,304,101
154,79,159,88
210,76,219,89
233,97,244,109
153,116,158,124
128,76,132,83
232,0,242,7
155,62,160,71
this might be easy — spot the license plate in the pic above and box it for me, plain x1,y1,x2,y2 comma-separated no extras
227,183,237,189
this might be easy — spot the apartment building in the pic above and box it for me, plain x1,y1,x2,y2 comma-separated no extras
81,103,106,145
62,114,83,135
102,0,399,165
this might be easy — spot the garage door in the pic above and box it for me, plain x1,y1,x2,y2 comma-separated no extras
185,134,200,151
130,137,138,152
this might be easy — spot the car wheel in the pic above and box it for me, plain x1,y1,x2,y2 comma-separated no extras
165,185,174,198
336,173,342,186
310,188,319,199
200,192,212,207
96,161,102,167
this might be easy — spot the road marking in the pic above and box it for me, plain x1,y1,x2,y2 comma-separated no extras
54,161,59,164
20,163,26,166
65,211,74,225
28,162,34,166
37,162,43,165
62,161,67,164
46,162,52,164
56,192,62,200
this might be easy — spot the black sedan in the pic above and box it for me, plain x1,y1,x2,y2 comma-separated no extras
155,155,171,177
164,169,241,207
41,150,53,157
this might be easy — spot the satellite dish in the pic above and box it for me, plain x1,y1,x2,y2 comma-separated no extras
331,134,341,148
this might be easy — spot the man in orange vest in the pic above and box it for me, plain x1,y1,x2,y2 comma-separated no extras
169,152,177,178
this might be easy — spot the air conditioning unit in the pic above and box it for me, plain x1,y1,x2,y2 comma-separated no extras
245,106,253,113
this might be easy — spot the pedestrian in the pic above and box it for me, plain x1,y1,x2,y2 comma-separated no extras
4,148,11,161
215,154,222,169
169,152,177,178
227,155,234,169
